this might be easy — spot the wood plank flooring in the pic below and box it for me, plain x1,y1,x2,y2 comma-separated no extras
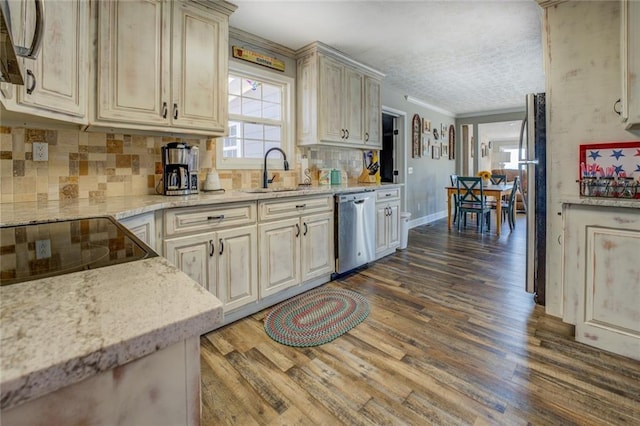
201,216,640,425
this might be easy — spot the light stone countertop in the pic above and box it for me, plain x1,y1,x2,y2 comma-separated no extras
561,196,640,209
0,256,223,410
0,183,401,411
0,183,401,226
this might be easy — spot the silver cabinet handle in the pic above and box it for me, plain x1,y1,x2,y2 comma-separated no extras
219,238,224,255
15,0,44,59
26,70,36,94
173,103,178,120
340,129,345,139
303,223,308,236
207,215,225,220
162,102,168,119
295,204,306,209
209,240,214,257
345,129,349,139
365,132,369,142
295,223,300,237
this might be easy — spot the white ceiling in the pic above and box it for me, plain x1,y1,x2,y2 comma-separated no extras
228,0,546,118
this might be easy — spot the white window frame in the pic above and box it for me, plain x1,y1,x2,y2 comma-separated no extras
216,60,295,170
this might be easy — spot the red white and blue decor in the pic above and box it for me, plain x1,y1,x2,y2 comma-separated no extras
579,141,640,199
264,287,370,347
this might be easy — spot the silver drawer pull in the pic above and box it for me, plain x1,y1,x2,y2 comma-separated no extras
207,215,225,220
295,204,306,209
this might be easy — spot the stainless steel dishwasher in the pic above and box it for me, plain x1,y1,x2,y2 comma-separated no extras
335,191,376,274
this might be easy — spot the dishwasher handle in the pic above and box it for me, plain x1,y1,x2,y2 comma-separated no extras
354,199,365,204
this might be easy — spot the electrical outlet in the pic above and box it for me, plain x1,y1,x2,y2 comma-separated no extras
35,239,51,259
33,142,48,161
408,167,413,174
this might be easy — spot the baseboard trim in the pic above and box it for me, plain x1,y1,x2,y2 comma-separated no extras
408,210,447,229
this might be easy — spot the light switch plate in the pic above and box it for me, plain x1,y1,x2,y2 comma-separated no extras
33,142,48,161
408,167,414,174
36,239,51,259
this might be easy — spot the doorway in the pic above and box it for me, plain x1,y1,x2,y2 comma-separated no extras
380,113,396,183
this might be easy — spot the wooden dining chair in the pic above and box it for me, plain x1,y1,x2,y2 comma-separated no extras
500,176,519,231
450,174,458,224
456,177,491,233
490,174,507,185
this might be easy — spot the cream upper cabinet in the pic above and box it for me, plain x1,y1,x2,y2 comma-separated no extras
297,42,384,148
621,0,640,130
94,0,234,136
0,0,88,123
364,76,382,147
96,0,169,127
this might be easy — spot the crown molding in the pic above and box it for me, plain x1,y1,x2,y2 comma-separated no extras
229,27,297,58
404,96,455,117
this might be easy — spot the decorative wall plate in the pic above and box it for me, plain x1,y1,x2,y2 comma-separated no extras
412,114,421,158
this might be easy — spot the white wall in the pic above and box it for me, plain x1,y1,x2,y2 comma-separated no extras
381,87,457,225
544,1,639,317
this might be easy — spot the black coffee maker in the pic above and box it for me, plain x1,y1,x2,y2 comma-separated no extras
162,142,191,196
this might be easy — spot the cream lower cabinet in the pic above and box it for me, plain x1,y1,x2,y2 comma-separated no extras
163,203,257,313
0,0,88,123
563,203,640,361
375,188,400,259
119,212,157,252
258,196,334,298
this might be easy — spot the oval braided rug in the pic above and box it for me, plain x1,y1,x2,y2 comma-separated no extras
264,287,370,347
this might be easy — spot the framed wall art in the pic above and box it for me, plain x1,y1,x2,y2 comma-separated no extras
432,145,441,160
412,114,422,158
448,124,455,160
423,118,431,132
441,143,448,158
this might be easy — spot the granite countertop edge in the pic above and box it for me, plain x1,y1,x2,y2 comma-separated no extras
0,257,223,411
561,196,640,209
0,183,403,226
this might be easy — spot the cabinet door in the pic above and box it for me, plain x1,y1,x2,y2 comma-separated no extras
164,233,216,294
364,77,382,147
375,203,389,254
343,67,364,144
119,212,156,251
97,0,170,126
216,225,258,312
259,218,300,298
17,0,88,119
301,212,334,282
171,2,227,132
387,201,401,249
318,55,344,142
621,0,640,129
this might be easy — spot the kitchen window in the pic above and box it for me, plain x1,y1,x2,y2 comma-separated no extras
217,61,294,169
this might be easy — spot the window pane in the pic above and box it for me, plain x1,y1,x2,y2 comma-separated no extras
228,76,241,95
243,139,263,158
265,141,281,153
263,102,281,120
228,121,241,138
229,95,241,115
242,79,262,99
264,125,281,141
262,84,281,103
244,123,263,140
242,98,261,118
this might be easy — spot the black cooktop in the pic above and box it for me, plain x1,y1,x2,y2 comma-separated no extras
0,217,157,286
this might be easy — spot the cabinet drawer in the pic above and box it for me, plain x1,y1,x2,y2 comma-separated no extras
165,202,256,236
259,195,333,221
376,188,400,202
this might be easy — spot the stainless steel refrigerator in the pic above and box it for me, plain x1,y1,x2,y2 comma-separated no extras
519,93,546,305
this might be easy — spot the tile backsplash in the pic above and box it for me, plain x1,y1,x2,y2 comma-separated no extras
0,126,370,204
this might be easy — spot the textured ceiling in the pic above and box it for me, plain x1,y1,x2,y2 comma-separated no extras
228,0,545,117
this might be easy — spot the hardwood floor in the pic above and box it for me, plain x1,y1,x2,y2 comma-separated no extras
200,216,640,425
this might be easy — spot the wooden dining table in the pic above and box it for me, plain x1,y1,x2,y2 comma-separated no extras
445,183,514,236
